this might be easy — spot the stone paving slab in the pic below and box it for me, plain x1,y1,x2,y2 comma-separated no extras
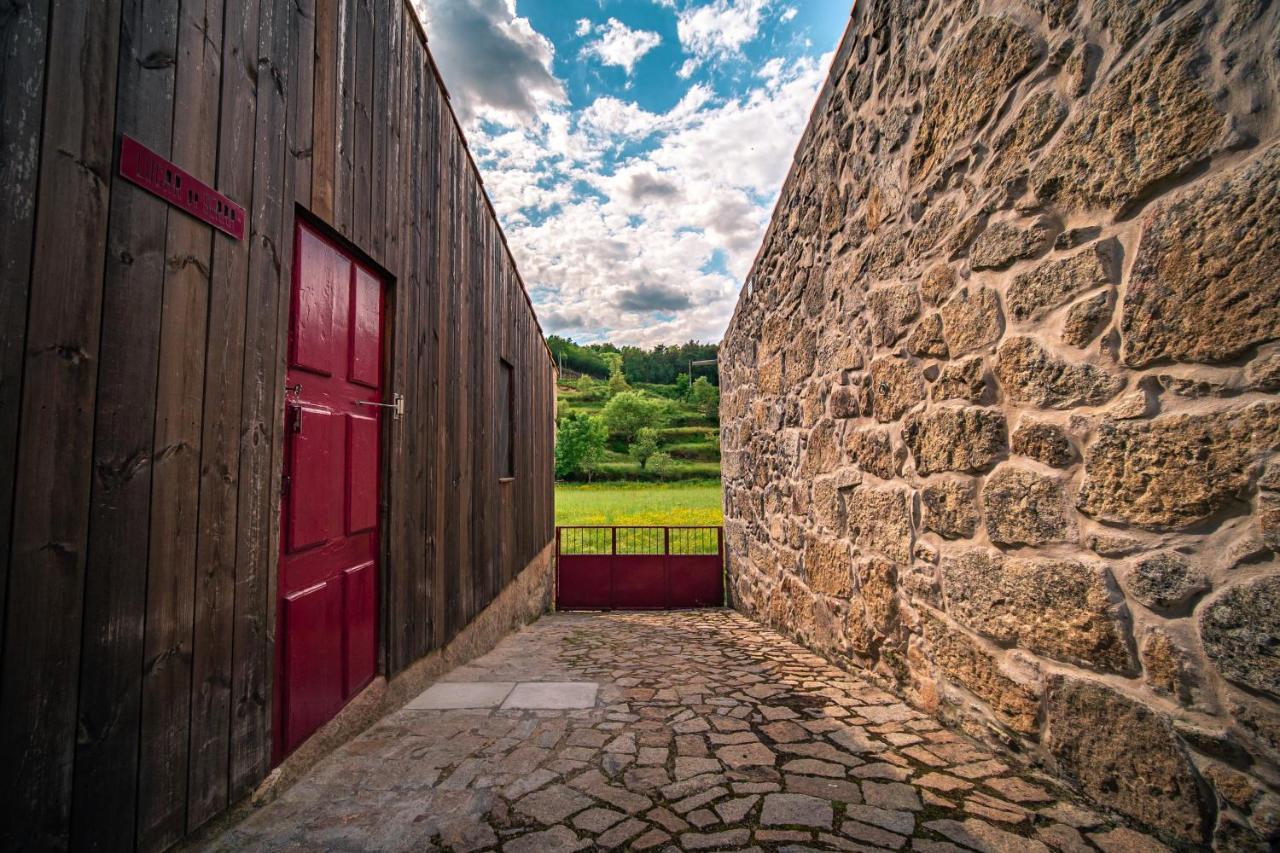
501,681,598,710
207,611,1171,852
406,681,516,710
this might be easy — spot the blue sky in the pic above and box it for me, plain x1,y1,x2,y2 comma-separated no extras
418,0,851,345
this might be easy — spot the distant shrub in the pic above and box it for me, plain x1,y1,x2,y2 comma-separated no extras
602,391,668,443
575,374,607,401
687,376,720,420
604,352,630,396
628,427,661,469
647,451,675,477
554,413,607,480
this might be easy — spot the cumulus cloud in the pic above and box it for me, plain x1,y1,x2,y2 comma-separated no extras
417,0,564,124
614,282,694,313
676,0,772,62
581,18,663,75
418,0,832,345
626,172,682,203
468,53,829,344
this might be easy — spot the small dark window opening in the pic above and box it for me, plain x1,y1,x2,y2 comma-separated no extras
499,358,515,479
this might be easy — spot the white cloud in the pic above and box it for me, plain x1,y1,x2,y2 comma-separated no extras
676,0,771,62
781,6,798,22
467,51,831,345
418,0,834,345
581,18,663,75
418,0,565,124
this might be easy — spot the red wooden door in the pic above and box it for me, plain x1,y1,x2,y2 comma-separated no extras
275,222,384,761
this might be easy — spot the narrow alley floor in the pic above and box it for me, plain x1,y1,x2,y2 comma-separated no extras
209,611,1170,852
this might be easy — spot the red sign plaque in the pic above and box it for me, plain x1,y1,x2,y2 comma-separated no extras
118,134,246,240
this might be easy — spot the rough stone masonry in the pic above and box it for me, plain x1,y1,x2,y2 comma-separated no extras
719,0,1280,848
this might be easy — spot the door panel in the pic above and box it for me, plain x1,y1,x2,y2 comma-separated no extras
343,561,377,695
287,406,344,552
349,267,381,387
277,220,384,763
345,413,377,534
282,582,343,754
291,226,341,376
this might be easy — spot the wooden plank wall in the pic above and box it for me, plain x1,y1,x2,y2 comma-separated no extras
0,0,557,849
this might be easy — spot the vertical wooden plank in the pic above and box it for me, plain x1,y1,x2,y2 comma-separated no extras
334,0,354,236
409,50,432,662
0,0,122,847
369,0,390,264
405,41,427,663
0,0,49,651
422,63,440,657
418,45,436,661
310,0,335,222
352,0,372,251
379,0,404,675
263,0,296,779
439,128,459,645
431,61,449,654
290,0,314,209
186,0,262,830
231,0,290,797
451,135,467,643
456,167,473,638
137,0,224,845
382,2,408,673
477,209,494,613
380,0,401,280
70,1,178,847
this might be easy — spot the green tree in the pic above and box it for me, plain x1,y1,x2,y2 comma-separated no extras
603,352,629,396
674,372,690,396
554,413,607,480
602,391,667,443
647,451,675,477
628,427,661,469
687,376,720,419
546,335,611,378
575,374,605,401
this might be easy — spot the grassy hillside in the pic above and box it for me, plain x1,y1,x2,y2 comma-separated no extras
556,380,720,483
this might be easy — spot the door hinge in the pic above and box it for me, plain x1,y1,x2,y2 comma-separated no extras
281,474,291,496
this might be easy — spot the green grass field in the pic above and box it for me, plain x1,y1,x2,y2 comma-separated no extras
555,480,723,527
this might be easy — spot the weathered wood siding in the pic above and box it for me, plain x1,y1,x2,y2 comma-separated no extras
0,1,556,849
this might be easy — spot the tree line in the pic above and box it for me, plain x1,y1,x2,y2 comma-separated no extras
547,336,719,386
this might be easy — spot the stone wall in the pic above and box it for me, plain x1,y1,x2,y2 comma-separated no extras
719,1,1280,847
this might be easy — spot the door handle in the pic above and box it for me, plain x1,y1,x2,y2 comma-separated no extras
354,392,404,420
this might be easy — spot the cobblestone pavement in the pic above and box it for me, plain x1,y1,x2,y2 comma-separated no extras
210,611,1171,852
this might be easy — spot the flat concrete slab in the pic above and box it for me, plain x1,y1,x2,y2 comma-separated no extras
405,681,514,710
501,681,598,710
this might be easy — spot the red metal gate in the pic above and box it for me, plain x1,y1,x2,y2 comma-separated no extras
556,526,724,610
